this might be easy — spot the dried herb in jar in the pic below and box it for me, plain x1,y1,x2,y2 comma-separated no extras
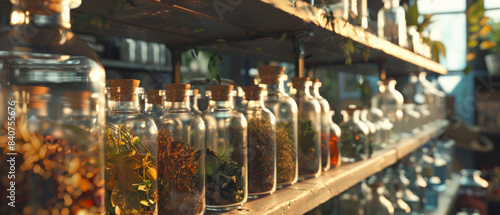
247,116,274,194
298,119,319,175
276,122,296,183
105,124,157,215
157,128,203,215
205,149,244,205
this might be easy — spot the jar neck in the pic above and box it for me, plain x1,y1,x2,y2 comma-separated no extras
10,1,72,30
342,111,360,123
245,99,265,109
189,95,200,111
384,0,400,9
311,85,322,98
166,100,190,111
145,103,164,112
263,81,287,97
108,95,141,112
295,86,312,97
208,100,233,109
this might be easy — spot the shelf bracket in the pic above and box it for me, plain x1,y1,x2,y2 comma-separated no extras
292,31,313,78
170,48,188,83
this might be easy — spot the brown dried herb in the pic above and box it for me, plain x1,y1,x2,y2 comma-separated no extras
157,128,203,215
247,116,274,194
276,122,296,184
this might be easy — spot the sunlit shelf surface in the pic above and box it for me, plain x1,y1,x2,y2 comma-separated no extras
205,120,448,215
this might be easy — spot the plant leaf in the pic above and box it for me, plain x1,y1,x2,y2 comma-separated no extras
278,33,287,43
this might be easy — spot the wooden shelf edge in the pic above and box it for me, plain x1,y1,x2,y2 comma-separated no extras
218,120,449,215
425,173,461,215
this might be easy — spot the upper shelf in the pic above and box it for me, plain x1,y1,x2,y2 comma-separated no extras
210,120,449,215
0,0,448,75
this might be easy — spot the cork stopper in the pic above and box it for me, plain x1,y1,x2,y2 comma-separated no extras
258,66,286,85
192,89,199,96
163,83,190,102
62,91,91,110
146,89,165,105
209,85,233,101
107,79,140,101
291,77,311,90
241,86,263,101
15,86,50,109
313,79,322,87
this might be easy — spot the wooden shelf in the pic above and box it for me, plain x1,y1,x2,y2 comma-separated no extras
426,173,461,215
0,0,447,75
206,120,449,215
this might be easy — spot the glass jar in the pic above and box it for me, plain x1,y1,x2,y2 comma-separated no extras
401,103,421,137
156,83,206,214
377,0,407,47
291,77,322,179
384,167,412,215
241,86,276,198
258,66,298,187
145,89,165,119
202,85,247,211
339,105,370,163
0,0,106,213
105,79,158,215
367,107,392,149
329,111,342,168
311,79,331,172
372,78,404,143
189,89,203,115
138,87,146,112
359,107,377,157
366,181,395,215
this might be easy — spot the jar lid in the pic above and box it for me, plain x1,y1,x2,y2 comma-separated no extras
107,79,140,101
291,77,311,89
146,89,165,105
62,91,91,110
208,85,233,101
15,86,50,109
258,66,286,85
241,86,263,101
163,83,190,102
343,104,358,115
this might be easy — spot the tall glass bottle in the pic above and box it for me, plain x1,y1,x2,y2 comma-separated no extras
241,86,276,198
366,181,395,215
258,66,298,187
377,0,407,47
329,111,342,168
339,105,370,163
105,79,158,215
0,0,106,213
291,77,322,179
156,83,205,215
372,78,404,143
311,79,331,172
401,102,421,137
145,89,165,119
189,89,203,115
359,107,377,157
202,85,248,211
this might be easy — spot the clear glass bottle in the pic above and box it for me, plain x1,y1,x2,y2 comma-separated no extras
241,86,277,198
359,107,377,157
156,83,206,215
401,102,421,137
372,78,404,143
145,89,165,119
339,105,370,163
367,107,392,149
0,0,106,213
202,85,248,211
291,77,322,179
366,181,395,215
311,79,331,172
189,89,203,115
384,167,412,215
105,79,158,215
329,110,342,168
377,0,408,47
258,66,298,187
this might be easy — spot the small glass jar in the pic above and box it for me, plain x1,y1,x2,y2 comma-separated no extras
372,78,404,143
105,79,158,215
339,105,370,163
156,83,206,214
401,103,421,137
258,66,298,187
367,107,392,149
291,77,322,179
415,104,431,128
189,89,203,115
328,111,342,168
366,181,395,215
359,107,378,157
202,85,248,211
311,79,331,172
145,89,165,119
377,0,407,47
241,86,277,198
